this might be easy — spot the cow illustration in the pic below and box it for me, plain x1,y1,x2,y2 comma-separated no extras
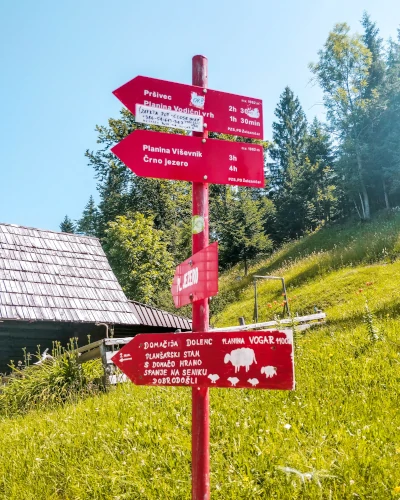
224,348,257,373
261,366,277,378
208,374,220,384
247,378,259,387
227,377,240,387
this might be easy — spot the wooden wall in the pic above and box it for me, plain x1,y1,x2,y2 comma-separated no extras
0,321,182,373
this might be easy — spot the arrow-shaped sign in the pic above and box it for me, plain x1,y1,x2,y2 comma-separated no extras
112,330,295,390
112,130,265,187
113,75,264,139
172,242,218,308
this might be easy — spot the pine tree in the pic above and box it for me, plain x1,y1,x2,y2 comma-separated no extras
361,13,389,210
269,87,310,240
86,108,192,252
60,215,75,233
374,33,400,207
269,87,308,191
217,189,272,275
304,118,338,225
77,196,99,236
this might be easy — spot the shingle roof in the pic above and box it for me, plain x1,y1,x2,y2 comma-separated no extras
129,300,191,331
0,223,140,324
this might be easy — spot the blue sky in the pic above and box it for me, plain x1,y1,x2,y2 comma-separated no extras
0,0,399,232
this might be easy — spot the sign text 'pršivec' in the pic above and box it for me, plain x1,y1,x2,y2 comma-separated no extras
113,75,264,139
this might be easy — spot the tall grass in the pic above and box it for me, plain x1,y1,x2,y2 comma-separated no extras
0,321,398,499
0,340,103,417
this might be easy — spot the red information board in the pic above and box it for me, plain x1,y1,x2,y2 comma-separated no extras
172,242,218,308
113,75,264,139
112,130,265,187
112,330,295,390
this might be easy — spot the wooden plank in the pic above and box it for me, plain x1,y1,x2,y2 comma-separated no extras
104,337,133,346
77,346,101,364
212,313,326,333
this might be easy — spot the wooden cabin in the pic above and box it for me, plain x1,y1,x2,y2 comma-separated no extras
0,223,190,372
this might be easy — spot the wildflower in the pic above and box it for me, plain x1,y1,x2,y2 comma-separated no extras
396,447,400,454
283,423,291,430
359,289,363,293
393,486,400,494
366,281,373,286
267,303,272,308
274,300,277,304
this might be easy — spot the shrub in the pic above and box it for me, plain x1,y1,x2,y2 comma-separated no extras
0,340,104,417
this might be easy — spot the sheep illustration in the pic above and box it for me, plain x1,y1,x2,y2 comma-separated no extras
224,348,257,373
227,377,240,387
247,378,259,387
208,374,220,384
261,366,277,378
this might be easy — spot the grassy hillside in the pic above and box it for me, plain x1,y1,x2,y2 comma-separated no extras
213,210,400,327
1,212,400,499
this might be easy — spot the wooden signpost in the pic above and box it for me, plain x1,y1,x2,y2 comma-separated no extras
111,56,294,500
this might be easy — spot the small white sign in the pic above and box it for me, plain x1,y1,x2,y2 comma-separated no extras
135,104,204,132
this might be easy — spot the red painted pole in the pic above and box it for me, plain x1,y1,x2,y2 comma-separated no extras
191,54,210,500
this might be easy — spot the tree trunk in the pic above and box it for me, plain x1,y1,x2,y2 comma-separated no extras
355,148,370,219
354,199,362,220
244,252,248,276
382,177,390,210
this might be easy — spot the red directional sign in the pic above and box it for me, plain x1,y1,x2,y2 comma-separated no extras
112,130,265,187
113,75,264,139
172,242,218,308
112,330,295,390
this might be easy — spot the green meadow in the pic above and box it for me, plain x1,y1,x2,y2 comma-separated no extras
1,212,400,499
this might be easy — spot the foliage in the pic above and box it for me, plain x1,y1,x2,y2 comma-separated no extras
77,195,99,236
59,215,75,233
363,299,381,342
269,86,308,191
310,22,375,220
0,341,103,417
76,15,400,299
215,188,273,274
85,108,192,247
103,213,174,305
